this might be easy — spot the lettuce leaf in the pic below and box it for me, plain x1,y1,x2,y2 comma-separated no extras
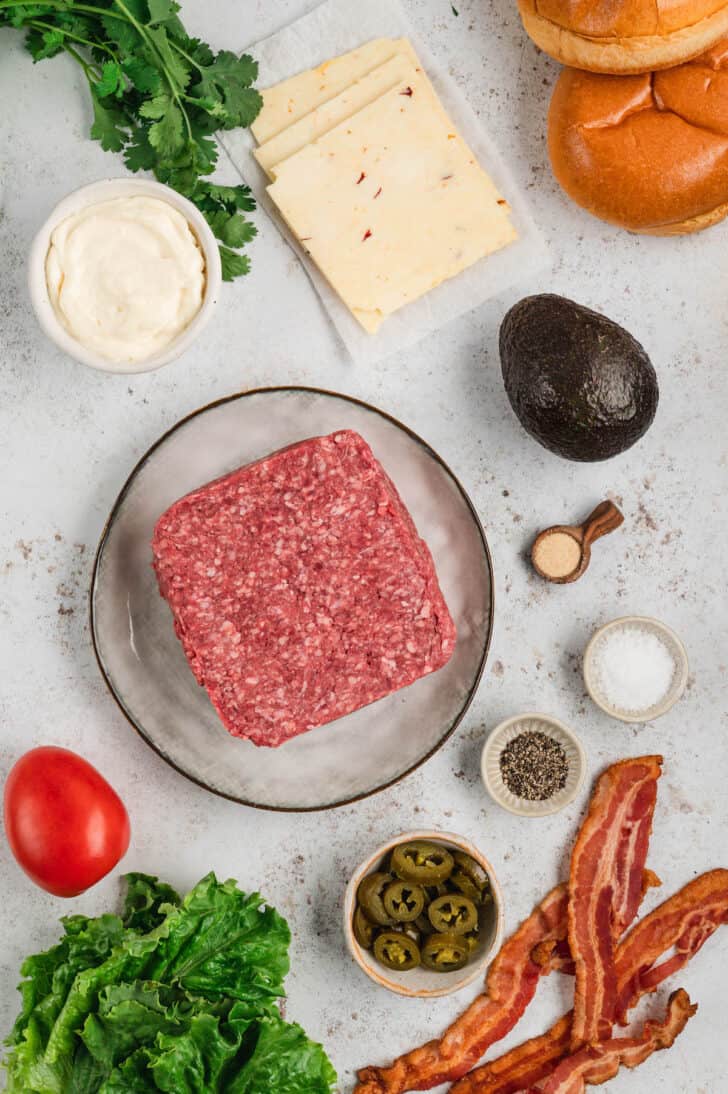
3,874,335,1094
140,873,290,1005
122,874,181,934
222,1014,339,1094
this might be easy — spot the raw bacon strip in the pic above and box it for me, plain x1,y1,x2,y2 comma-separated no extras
529,990,696,1094
551,869,661,978
538,868,660,978
450,869,728,1094
615,868,728,1021
449,1018,572,1094
568,755,662,1049
354,886,569,1094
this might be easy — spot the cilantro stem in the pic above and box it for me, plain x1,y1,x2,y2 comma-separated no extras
0,1,128,20
169,39,203,72
62,41,101,83
112,0,194,142
28,18,120,65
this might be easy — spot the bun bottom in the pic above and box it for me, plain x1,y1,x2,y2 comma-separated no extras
518,0,728,72
640,202,728,235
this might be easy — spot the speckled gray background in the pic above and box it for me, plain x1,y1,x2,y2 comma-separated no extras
1,1,727,1091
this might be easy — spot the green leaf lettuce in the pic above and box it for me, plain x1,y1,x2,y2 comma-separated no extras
4,873,336,1094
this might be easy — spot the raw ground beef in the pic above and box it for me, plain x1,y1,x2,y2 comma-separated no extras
152,430,456,747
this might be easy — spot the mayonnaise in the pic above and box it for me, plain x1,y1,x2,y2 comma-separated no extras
45,196,206,364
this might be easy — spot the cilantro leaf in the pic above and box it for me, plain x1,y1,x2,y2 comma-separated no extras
144,24,190,89
205,209,257,248
199,182,256,213
189,50,262,129
4,3,56,29
90,88,130,151
184,36,213,66
137,89,168,119
147,102,185,159
25,26,65,59
123,125,157,171
146,0,180,24
95,59,124,98
180,122,218,174
121,55,161,93
139,92,186,159
99,11,142,56
220,247,251,281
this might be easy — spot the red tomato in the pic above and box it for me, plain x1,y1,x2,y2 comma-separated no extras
3,746,130,897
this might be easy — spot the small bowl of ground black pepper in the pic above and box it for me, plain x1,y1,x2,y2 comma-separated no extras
481,713,586,817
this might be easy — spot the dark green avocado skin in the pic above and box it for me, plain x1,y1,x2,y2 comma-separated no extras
499,294,659,462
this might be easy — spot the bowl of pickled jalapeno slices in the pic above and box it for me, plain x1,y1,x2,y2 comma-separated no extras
344,830,503,997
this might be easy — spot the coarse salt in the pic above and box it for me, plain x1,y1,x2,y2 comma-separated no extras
593,626,676,714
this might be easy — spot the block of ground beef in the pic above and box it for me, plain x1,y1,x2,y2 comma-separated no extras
151,430,456,747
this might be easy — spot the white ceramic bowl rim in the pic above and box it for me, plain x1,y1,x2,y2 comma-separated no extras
481,712,587,818
27,177,222,375
344,829,504,998
583,615,690,724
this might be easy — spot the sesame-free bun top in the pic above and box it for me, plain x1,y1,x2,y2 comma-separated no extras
548,40,728,234
518,0,728,71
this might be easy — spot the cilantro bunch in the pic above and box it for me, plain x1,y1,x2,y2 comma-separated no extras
4,872,338,1092
0,0,263,279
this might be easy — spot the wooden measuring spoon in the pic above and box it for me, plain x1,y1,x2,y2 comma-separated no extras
531,500,624,584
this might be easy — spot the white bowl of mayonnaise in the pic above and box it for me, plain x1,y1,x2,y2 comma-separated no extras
28,177,222,374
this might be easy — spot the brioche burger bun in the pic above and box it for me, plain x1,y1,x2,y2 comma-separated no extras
519,0,728,73
548,40,728,234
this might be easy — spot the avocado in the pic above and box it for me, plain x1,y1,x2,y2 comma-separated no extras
499,294,658,462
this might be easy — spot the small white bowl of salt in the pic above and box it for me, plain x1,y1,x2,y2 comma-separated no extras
583,616,689,723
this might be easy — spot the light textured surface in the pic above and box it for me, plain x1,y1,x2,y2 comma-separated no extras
0,1,727,1092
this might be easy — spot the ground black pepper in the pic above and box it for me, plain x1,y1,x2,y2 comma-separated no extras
499,732,568,801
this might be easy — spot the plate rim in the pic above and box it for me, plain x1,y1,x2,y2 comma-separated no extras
89,385,495,812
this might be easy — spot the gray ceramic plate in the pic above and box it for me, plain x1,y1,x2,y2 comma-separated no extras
91,387,494,811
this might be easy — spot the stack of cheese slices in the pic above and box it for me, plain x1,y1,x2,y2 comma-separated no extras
251,38,518,334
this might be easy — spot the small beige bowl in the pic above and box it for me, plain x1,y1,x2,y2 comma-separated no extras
28,177,222,374
583,616,689,724
344,830,503,998
481,713,586,817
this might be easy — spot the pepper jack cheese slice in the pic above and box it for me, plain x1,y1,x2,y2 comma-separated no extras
251,37,411,144
255,51,418,180
267,67,517,333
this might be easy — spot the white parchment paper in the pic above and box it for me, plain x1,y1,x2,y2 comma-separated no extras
220,0,549,363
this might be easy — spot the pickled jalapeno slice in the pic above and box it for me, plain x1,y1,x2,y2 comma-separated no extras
421,932,469,972
463,927,481,954
357,872,395,926
392,923,421,945
449,869,482,904
452,852,489,894
414,912,433,936
373,931,421,971
353,906,376,949
423,882,448,904
391,841,454,885
383,880,425,922
428,894,479,935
